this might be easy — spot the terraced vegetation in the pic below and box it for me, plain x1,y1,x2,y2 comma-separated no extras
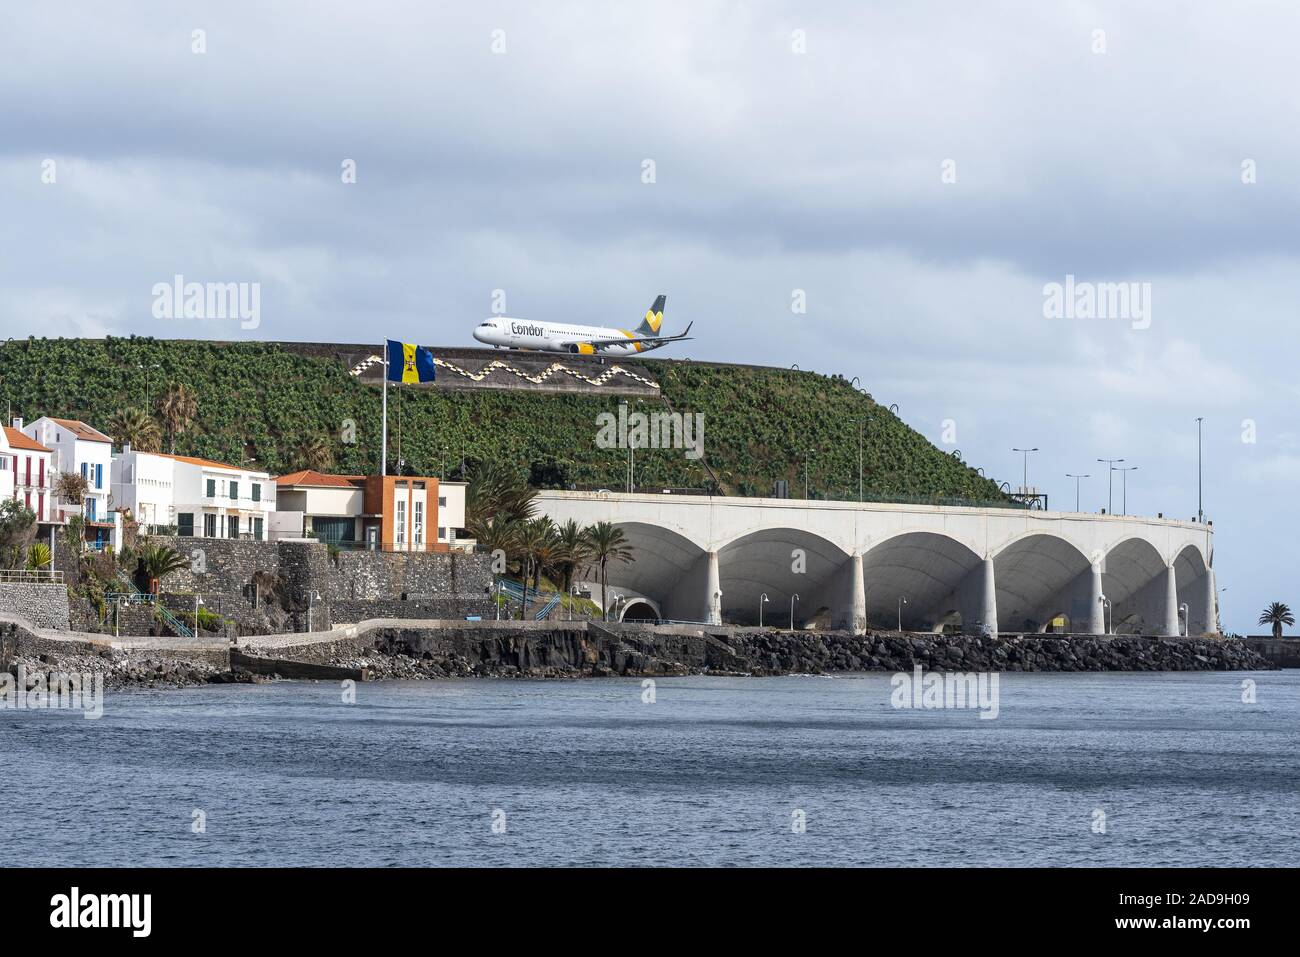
0,337,1008,502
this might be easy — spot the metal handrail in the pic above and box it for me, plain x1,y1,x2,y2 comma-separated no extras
0,568,64,584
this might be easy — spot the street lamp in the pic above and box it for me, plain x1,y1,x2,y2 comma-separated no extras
804,448,816,499
1116,465,1138,515
1099,594,1112,635
759,593,770,627
194,593,204,633
1097,458,1125,514
1179,602,1189,637
1012,448,1039,492
897,596,908,632
1066,473,1090,513
790,593,800,630
307,590,322,632
138,361,160,406
1196,417,1204,523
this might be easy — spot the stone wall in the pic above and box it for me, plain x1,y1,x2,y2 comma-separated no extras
329,597,497,624
0,582,71,630
324,549,493,601
147,536,494,635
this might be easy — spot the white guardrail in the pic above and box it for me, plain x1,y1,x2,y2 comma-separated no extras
0,569,64,584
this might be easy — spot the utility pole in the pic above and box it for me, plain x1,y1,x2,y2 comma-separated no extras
1066,473,1089,513
1096,458,1124,513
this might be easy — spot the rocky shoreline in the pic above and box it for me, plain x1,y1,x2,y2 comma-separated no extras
318,627,1274,681
2,628,1275,692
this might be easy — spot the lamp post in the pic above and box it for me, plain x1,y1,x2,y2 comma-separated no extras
1012,447,1038,491
1179,602,1189,637
138,361,160,406
1099,594,1112,635
759,593,770,628
897,596,908,632
1066,473,1090,513
1116,465,1138,515
1097,458,1124,513
1196,416,1204,523
194,593,204,633
858,420,866,502
307,590,321,632
790,593,799,631
804,448,816,499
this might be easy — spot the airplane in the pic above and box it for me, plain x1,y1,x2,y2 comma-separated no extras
472,295,692,357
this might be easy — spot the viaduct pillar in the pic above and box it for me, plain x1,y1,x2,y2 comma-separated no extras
849,553,866,635
979,557,999,636
1163,563,1180,637
705,551,721,626
1087,563,1106,635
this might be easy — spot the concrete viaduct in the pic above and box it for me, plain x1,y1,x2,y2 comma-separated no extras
533,491,1218,636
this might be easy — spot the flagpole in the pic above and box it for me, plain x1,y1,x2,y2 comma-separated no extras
380,341,388,477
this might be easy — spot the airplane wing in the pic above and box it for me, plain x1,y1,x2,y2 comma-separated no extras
564,322,693,349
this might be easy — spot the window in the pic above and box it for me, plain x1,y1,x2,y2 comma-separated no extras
95,463,103,489
439,527,447,541
253,517,264,540
228,515,240,539
206,478,216,498
229,480,238,500
178,513,194,536
251,483,260,502
203,513,217,537
395,499,406,545
414,501,423,545
439,496,446,507
85,498,96,521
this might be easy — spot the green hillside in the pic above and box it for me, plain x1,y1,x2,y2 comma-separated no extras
0,337,1008,503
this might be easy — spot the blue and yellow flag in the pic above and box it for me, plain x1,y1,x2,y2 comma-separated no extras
386,339,436,384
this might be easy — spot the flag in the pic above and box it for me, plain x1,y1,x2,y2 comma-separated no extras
386,339,436,384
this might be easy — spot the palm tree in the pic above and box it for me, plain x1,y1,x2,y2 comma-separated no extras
139,542,189,595
528,517,561,595
1258,601,1294,639
466,461,536,532
157,382,198,453
583,521,635,621
553,519,591,595
289,432,336,473
109,407,162,452
515,517,556,619
25,542,51,570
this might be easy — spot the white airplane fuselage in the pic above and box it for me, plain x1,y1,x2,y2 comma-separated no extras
473,318,661,357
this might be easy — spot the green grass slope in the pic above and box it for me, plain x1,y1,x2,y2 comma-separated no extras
0,337,1007,503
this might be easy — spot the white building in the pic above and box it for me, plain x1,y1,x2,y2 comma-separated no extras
0,427,13,504
436,481,468,548
111,447,276,539
4,420,54,523
22,417,115,533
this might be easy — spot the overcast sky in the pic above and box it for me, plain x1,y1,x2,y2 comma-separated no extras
2,1,1297,634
